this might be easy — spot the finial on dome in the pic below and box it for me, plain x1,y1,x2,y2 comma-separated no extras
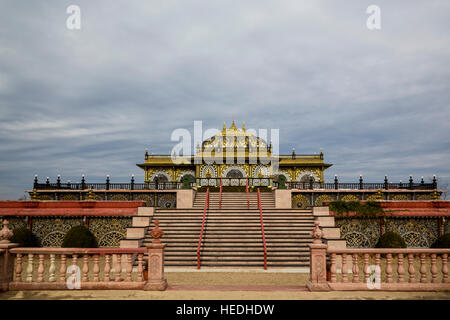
230,119,237,130
222,121,226,133
242,121,246,132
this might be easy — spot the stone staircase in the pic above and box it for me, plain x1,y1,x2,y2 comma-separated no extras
194,191,275,209
120,191,344,268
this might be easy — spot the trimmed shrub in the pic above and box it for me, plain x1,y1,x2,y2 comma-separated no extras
375,232,407,248
431,233,450,248
329,200,383,217
277,175,287,189
62,225,98,248
10,227,40,247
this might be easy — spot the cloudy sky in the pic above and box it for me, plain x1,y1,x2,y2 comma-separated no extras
0,1,449,199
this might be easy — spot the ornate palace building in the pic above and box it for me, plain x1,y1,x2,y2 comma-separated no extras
29,120,440,208
12,120,444,255
137,120,330,188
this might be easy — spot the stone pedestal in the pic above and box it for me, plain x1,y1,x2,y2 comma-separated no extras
307,243,330,291
0,243,19,292
274,189,292,208
144,243,167,291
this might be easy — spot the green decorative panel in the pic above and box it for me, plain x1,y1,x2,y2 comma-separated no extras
314,194,334,206
335,218,380,248
158,193,177,208
340,194,360,201
390,194,411,201
385,218,439,248
108,193,129,201
292,194,310,209
60,194,79,200
38,193,54,200
134,193,155,206
88,217,132,247
32,217,84,247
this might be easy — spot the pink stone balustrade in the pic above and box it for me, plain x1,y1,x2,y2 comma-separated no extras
308,246,450,291
6,248,148,290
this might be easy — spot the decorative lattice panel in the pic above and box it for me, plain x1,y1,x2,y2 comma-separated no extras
32,217,84,247
385,218,439,248
335,218,380,248
88,217,132,247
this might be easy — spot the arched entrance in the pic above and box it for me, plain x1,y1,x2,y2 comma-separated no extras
226,169,244,178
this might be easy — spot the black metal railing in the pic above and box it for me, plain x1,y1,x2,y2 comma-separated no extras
32,175,438,191
33,175,193,190
286,175,437,190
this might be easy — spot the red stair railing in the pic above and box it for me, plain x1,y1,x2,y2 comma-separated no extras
246,178,250,209
219,178,222,209
257,188,268,270
197,187,209,269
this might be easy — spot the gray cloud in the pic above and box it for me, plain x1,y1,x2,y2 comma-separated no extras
0,0,449,199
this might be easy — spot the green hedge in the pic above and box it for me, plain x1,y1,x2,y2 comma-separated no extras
329,200,384,217
431,233,450,248
10,227,40,247
62,225,98,248
375,232,407,248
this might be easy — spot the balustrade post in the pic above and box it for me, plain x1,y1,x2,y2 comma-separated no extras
330,253,337,283
386,253,393,283
60,255,66,282
37,254,45,282
93,254,100,282
14,253,23,283
397,253,405,283
352,253,359,283
431,254,438,283
442,254,448,283
419,253,427,283
137,253,144,282
82,255,89,282
26,254,33,282
363,253,370,283
375,253,381,283
104,254,111,282
126,254,132,282
307,221,329,291
49,254,56,282
341,253,349,282
408,253,415,283
114,254,122,282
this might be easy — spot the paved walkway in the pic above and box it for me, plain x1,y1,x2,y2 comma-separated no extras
1,271,449,300
1,289,449,300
